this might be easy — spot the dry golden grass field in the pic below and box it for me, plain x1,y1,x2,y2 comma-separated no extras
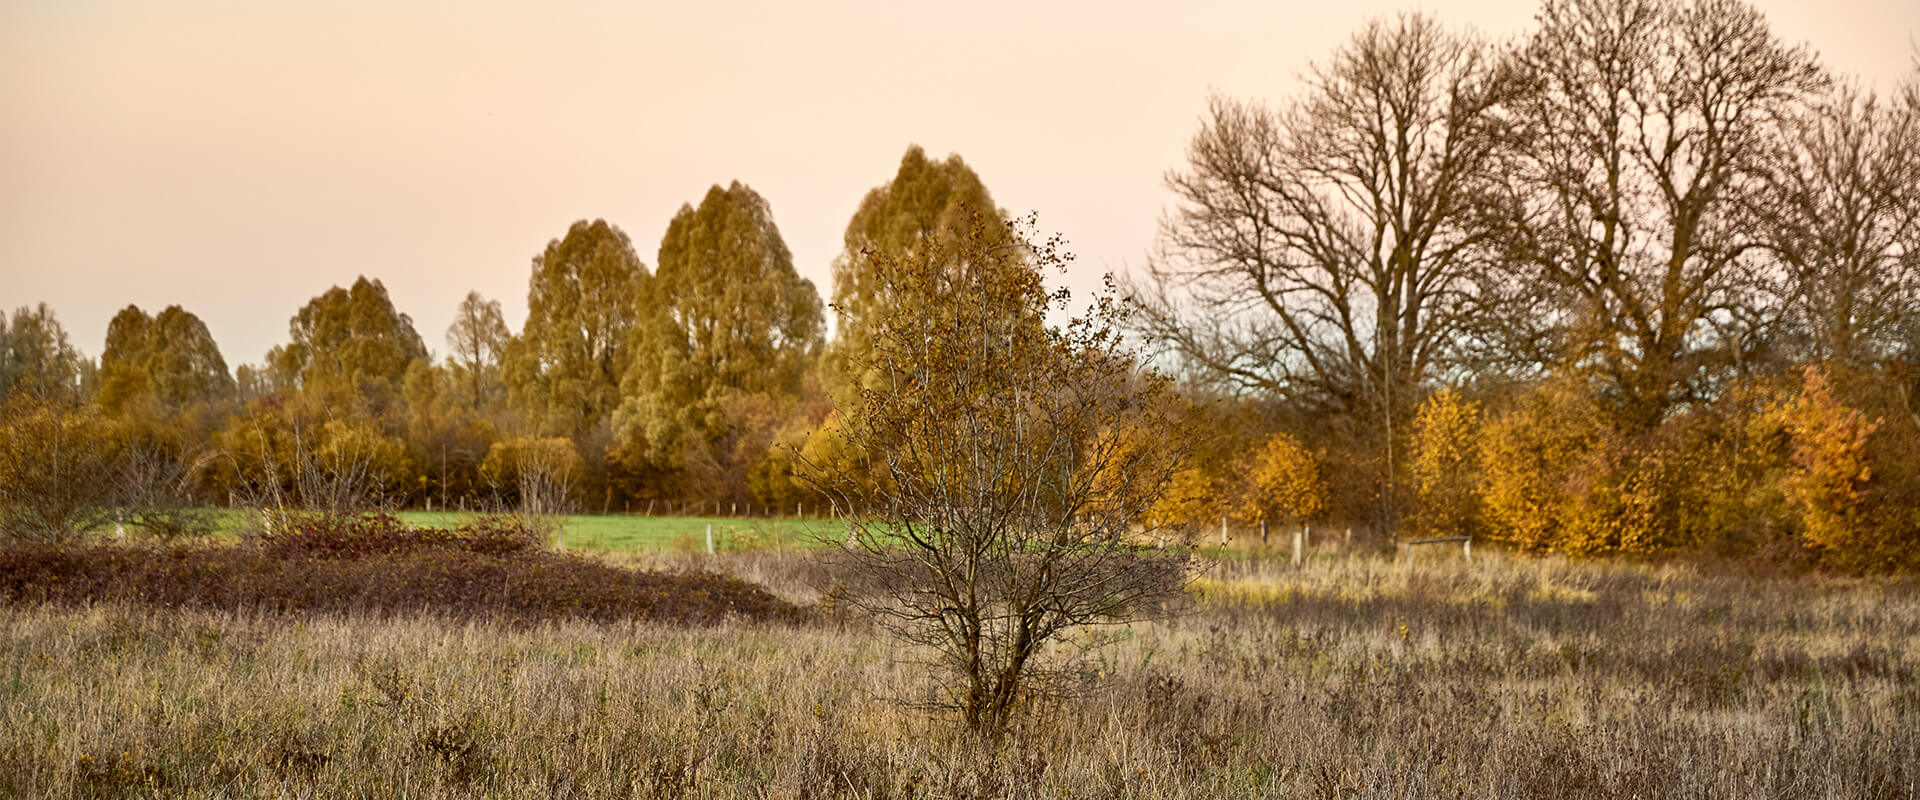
3,546,1917,799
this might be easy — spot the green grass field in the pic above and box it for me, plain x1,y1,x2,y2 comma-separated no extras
184,509,851,552
154,509,1276,558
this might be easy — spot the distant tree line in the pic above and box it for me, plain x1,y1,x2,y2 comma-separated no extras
0,148,995,527
2,0,1916,572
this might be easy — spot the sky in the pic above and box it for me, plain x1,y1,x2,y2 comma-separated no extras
3,0,1916,368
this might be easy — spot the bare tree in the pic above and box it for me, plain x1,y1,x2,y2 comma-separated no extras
1754,79,1920,366
1497,0,1825,427
446,291,510,404
114,439,219,540
477,435,580,546
806,212,1192,734
227,411,388,536
1131,14,1517,527
515,438,578,547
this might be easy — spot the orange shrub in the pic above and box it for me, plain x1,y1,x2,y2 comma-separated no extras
1774,365,1888,570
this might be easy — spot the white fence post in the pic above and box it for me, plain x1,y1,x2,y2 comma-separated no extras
705,523,714,555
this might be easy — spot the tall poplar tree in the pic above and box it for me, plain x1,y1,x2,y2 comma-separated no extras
0,304,85,403
617,182,823,465
827,146,1009,398
98,304,233,412
504,219,649,437
267,277,427,391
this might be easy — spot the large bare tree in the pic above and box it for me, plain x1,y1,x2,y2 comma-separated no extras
1755,79,1920,366
1132,13,1517,524
1498,0,1825,427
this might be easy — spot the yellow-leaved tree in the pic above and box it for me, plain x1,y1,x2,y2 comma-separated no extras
1150,466,1221,531
1479,379,1702,557
1409,389,1481,537
1775,365,1884,570
1237,432,1326,531
1477,380,1600,553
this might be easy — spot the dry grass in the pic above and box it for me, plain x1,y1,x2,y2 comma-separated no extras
3,548,1916,798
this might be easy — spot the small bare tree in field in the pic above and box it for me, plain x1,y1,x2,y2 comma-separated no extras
806,211,1193,734
114,439,219,540
480,435,581,546
224,410,390,536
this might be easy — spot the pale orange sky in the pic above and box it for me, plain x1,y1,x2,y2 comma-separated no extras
3,0,1915,367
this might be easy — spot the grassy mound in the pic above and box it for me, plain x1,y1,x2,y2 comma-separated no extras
0,514,807,626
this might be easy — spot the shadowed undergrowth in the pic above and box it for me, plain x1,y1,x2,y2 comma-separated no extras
0,514,806,627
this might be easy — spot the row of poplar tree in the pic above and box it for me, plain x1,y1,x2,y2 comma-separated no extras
3,0,1918,572
1,149,1004,520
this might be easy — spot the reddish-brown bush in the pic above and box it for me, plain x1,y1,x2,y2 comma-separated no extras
0,516,805,626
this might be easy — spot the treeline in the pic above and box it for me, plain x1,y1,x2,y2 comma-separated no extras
1,158,999,527
1126,0,1920,572
3,0,1918,572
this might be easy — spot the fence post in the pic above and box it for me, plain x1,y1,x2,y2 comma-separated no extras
1292,528,1303,567
706,523,714,555
1463,536,1472,562
1260,519,1268,547
1221,516,1228,548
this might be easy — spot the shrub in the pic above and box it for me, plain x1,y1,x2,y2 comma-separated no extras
0,515,805,626
1478,380,1705,556
1234,432,1327,528
0,396,121,543
1773,365,1913,572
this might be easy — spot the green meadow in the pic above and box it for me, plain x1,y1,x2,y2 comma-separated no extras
178,510,849,552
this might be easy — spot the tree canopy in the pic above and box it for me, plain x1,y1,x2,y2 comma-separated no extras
617,182,824,465
98,304,233,412
0,304,85,403
267,277,427,392
827,146,1009,398
445,291,511,406
505,219,650,437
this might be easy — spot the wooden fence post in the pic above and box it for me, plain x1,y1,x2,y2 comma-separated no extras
1260,519,1268,547
1292,528,1303,567
1221,516,1228,547
706,523,714,555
